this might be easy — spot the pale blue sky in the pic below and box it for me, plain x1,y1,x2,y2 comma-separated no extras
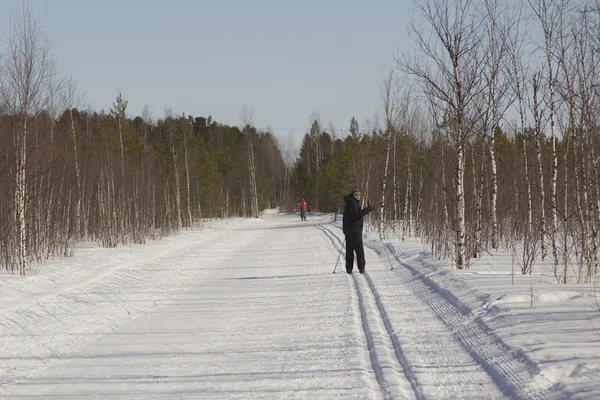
0,0,415,148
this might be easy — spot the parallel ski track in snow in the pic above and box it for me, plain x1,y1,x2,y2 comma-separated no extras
317,222,570,400
353,267,423,400
317,224,419,400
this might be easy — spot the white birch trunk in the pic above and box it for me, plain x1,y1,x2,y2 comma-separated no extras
523,140,533,246
69,109,82,238
63,187,72,256
519,96,533,253
392,131,398,234
117,115,126,237
591,142,599,276
402,147,412,241
196,185,203,223
489,130,498,249
248,134,259,218
441,141,449,235
559,54,575,284
170,139,182,229
474,144,482,258
183,133,192,227
487,8,499,250
543,32,559,267
111,169,118,245
315,130,320,211
98,178,105,244
533,74,547,260
152,182,156,232
415,152,423,237
44,119,55,259
17,118,28,275
379,132,392,239
363,159,373,230
241,186,247,218
562,141,569,283
456,140,465,269
164,179,171,225
580,143,591,281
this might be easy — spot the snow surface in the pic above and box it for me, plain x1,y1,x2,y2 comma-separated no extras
1,210,599,399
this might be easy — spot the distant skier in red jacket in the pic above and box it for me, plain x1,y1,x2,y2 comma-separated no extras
299,198,307,221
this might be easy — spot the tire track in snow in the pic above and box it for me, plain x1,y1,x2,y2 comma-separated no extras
381,244,571,400
0,225,257,393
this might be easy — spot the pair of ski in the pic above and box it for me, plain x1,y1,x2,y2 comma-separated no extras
346,270,365,275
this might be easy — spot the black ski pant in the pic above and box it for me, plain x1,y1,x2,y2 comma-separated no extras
345,232,365,272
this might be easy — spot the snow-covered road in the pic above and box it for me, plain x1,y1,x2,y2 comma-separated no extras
0,212,569,399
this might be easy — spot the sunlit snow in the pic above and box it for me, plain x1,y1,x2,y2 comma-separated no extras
1,210,598,399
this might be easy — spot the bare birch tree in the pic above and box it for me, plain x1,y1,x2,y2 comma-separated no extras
556,9,577,283
181,117,193,227
532,72,548,261
575,6,599,281
110,92,128,238
401,0,484,268
310,112,321,211
507,3,535,267
529,0,567,268
164,109,182,229
0,5,58,274
481,0,513,250
240,105,259,217
379,66,401,239
60,75,84,238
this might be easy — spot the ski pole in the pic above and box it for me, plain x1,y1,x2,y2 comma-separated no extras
333,238,346,274
382,238,394,270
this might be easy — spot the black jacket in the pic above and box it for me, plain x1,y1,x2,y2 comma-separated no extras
343,194,373,234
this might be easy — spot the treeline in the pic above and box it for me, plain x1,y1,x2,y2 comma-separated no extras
7,0,600,285
0,7,290,275
295,114,596,284
295,0,600,283
0,101,286,274
397,0,600,283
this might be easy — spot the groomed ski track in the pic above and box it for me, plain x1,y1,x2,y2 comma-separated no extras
0,212,569,399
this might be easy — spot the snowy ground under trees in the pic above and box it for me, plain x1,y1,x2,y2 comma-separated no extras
1,210,599,399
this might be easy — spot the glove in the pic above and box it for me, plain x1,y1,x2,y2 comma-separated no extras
367,202,374,212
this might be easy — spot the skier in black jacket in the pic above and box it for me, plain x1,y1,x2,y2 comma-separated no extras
343,188,374,274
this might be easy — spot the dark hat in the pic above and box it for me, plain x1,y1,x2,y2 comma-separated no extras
351,187,361,195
